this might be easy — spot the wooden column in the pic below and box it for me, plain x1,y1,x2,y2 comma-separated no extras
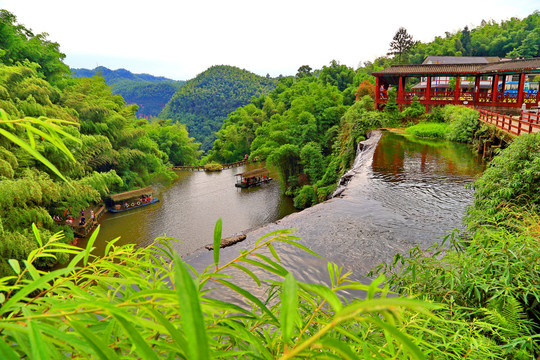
454,76,461,104
536,80,540,106
425,76,432,112
375,76,380,110
517,73,526,106
473,75,481,104
398,76,405,110
491,74,499,104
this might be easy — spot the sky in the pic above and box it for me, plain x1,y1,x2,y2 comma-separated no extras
0,0,538,81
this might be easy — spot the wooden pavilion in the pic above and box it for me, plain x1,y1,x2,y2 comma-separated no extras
373,57,540,113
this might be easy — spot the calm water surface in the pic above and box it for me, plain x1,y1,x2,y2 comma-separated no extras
94,163,297,256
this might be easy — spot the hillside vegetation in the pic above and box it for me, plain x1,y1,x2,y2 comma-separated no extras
0,10,200,275
71,66,184,118
160,65,278,151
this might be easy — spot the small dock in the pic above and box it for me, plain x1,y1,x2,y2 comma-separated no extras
56,204,107,238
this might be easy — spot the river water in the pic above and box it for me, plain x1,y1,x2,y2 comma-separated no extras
94,163,297,256
187,130,485,297
95,130,485,295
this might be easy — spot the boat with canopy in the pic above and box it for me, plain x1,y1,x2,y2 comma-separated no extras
106,186,159,213
235,168,272,188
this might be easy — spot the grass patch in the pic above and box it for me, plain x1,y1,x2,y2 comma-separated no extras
406,122,449,139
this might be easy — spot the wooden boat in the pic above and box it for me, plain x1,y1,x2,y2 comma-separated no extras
235,168,272,188
106,186,159,213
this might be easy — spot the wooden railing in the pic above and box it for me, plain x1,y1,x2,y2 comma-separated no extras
478,109,540,136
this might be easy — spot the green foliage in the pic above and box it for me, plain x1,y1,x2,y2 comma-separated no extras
405,122,449,139
441,105,479,143
0,225,460,359
400,96,425,120
160,65,278,152
466,132,540,225
293,185,317,209
0,10,69,84
408,11,540,62
300,142,325,183
373,211,540,358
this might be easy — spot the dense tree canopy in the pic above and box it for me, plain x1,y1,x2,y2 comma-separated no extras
160,65,278,152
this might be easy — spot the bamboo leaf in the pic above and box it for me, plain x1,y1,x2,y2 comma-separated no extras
299,282,343,312
83,225,100,266
213,218,222,268
0,127,71,184
112,314,160,360
0,337,20,360
0,267,73,315
104,236,121,256
370,317,425,360
147,308,188,356
319,338,359,360
230,263,261,287
32,223,43,247
267,243,281,263
8,259,20,275
281,273,298,343
25,308,49,360
216,278,278,323
173,255,210,360
277,239,321,258
70,321,120,360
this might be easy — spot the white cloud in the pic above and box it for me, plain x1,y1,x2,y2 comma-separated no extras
0,0,537,80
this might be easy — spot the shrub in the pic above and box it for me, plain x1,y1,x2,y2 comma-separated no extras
466,131,540,226
441,105,479,143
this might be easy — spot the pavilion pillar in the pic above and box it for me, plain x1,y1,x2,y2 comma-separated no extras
491,74,499,105
536,81,540,106
473,75,481,104
425,76,432,112
375,76,380,110
517,73,526,107
398,76,405,110
454,76,461,104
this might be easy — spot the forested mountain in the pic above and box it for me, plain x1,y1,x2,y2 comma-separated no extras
0,10,200,275
160,65,278,151
71,66,184,117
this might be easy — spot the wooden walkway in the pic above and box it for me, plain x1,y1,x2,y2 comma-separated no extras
478,109,540,136
172,159,253,172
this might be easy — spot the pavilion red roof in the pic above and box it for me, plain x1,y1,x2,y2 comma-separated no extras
373,58,540,77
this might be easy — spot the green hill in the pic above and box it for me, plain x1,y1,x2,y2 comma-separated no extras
159,65,278,152
71,66,184,118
